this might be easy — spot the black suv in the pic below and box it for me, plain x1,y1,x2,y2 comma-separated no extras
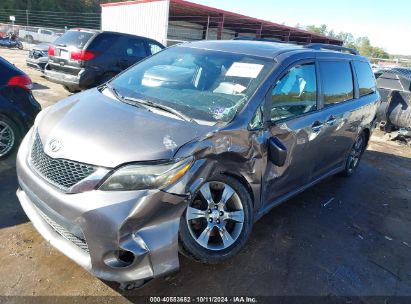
44,29,165,92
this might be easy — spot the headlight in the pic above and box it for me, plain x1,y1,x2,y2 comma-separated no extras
99,157,193,191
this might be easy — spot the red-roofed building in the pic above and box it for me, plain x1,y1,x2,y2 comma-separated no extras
101,0,342,46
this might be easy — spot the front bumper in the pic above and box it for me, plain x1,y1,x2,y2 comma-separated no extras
16,130,188,283
26,57,48,72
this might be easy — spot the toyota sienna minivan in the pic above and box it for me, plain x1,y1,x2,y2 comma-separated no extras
16,40,379,289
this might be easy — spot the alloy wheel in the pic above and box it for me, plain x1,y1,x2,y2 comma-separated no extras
186,181,245,251
0,121,15,157
347,134,364,173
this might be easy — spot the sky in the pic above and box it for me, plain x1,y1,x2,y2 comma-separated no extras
188,0,411,55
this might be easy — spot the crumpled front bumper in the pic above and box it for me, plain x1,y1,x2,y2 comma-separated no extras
26,57,48,72
16,130,189,283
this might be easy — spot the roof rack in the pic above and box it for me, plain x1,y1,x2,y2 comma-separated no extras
233,37,283,42
304,43,359,55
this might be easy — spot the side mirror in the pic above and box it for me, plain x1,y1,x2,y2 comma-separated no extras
268,137,287,167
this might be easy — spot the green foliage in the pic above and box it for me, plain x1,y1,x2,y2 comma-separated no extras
305,24,389,58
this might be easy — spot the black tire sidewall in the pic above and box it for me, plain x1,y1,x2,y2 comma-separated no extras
179,174,253,263
0,115,20,159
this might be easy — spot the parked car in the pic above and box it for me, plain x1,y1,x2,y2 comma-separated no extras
26,43,49,72
0,57,41,158
19,27,62,44
44,29,165,93
16,41,379,289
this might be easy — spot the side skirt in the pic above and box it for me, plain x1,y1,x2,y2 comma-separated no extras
255,165,344,222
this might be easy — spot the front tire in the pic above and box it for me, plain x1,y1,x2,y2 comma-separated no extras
179,175,253,264
0,115,20,159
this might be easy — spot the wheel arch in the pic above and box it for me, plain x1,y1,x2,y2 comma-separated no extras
218,170,256,209
362,127,371,149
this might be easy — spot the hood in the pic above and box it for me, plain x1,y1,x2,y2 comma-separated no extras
32,43,50,52
37,88,214,168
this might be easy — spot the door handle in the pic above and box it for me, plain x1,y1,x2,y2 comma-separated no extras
326,116,337,126
311,121,324,132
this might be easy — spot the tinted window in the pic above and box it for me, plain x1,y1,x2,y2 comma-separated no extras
87,33,120,52
124,38,147,58
271,63,317,121
54,30,93,49
354,61,376,97
148,42,163,55
319,61,353,106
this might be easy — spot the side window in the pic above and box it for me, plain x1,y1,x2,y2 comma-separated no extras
319,61,354,106
88,33,120,52
125,38,147,58
354,61,376,97
148,42,163,55
271,63,317,121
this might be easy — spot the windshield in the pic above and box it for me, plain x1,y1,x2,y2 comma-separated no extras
109,46,274,124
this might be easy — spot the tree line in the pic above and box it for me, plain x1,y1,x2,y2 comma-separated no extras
305,24,390,59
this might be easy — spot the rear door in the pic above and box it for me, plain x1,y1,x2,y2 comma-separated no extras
118,36,149,68
310,59,358,178
262,60,328,204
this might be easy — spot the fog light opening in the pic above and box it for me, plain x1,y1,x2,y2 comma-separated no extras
118,250,135,264
103,249,135,268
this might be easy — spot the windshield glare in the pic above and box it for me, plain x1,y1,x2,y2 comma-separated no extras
110,46,273,124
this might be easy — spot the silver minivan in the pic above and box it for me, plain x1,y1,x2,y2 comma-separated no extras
16,40,379,289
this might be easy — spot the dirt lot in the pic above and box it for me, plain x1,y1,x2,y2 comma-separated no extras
0,49,411,299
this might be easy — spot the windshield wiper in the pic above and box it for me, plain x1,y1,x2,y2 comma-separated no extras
105,83,123,100
104,84,196,123
123,96,197,124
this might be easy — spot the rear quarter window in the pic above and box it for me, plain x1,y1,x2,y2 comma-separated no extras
319,61,354,106
54,31,94,49
354,61,376,97
87,33,120,52
148,42,163,55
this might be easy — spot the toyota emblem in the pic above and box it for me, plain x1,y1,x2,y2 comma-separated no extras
49,138,62,152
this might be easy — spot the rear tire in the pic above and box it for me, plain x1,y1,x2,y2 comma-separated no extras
0,115,20,159
179,174,253,264
341,132,366,177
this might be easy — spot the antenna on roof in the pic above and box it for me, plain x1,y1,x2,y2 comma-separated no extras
304,43,359,55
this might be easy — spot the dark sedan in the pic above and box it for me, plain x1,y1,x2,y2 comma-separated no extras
0,56,41,158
